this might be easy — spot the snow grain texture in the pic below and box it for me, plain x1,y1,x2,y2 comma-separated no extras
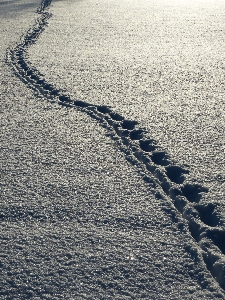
4,0,225,297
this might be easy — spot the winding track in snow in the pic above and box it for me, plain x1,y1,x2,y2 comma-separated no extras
5,0,225,293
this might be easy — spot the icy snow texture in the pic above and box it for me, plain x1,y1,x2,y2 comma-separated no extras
1,0,225,299
29,0,225,206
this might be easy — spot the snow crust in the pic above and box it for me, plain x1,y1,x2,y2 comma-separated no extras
0,0,225,299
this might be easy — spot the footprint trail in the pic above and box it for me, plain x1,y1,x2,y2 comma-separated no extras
6,0,225,293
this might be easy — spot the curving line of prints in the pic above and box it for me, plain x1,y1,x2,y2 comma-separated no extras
6,0,225,294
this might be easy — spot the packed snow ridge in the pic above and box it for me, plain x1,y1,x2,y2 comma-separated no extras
6,0,225,292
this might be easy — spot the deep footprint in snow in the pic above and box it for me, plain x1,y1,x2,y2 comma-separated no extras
181,183,208,203
139,139,156,152
121,119,138,130
110,111,124,121
151,150,170,166
97,105,111,114
203,229,225,255
58,95,72,103
195,203,220,227
165,165,189,184
129,129,145,140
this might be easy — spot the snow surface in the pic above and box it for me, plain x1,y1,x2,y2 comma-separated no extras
0,0,225,299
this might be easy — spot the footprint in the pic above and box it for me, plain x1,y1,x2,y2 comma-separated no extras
181,184,208,203
18,60,28,71
17,58,23,65
121,130,130,137
202,252,225,291
212,259,225,290
109,112,124,121
204,229,225,255
50,89,60,96
30,74,39,81
59,95,72,103
195,203,219,227
122,120,138,130
139,139,156,152
151,151,170,166
43,83,53,91
188,218,201,242
37,79,45,85
165,165,189,184
26,70,32,76
97,105,111,114
173,195,187,214
22,65,29,71
74,100,92,107
129,129,144,140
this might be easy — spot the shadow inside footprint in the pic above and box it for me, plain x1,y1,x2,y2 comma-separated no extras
181,183,208,203
206,229,225,255
195,203,220,227
166,165,189,184
43,83,53,91
37,79,45,85
122,120,138,130
30,74,39,81
139,139,156,152
203,252,225,291
151,151,170,166
110,112,124,121
50,89,60,96
59,95,72,103
97,105,111,114
18,60,28,70
189,219,201,242
173,195,187,213
130,129,144,140
121,130,130,137
74,100,90,107
26,70,32,76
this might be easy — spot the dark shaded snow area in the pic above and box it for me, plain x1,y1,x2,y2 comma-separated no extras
1,0,225,299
